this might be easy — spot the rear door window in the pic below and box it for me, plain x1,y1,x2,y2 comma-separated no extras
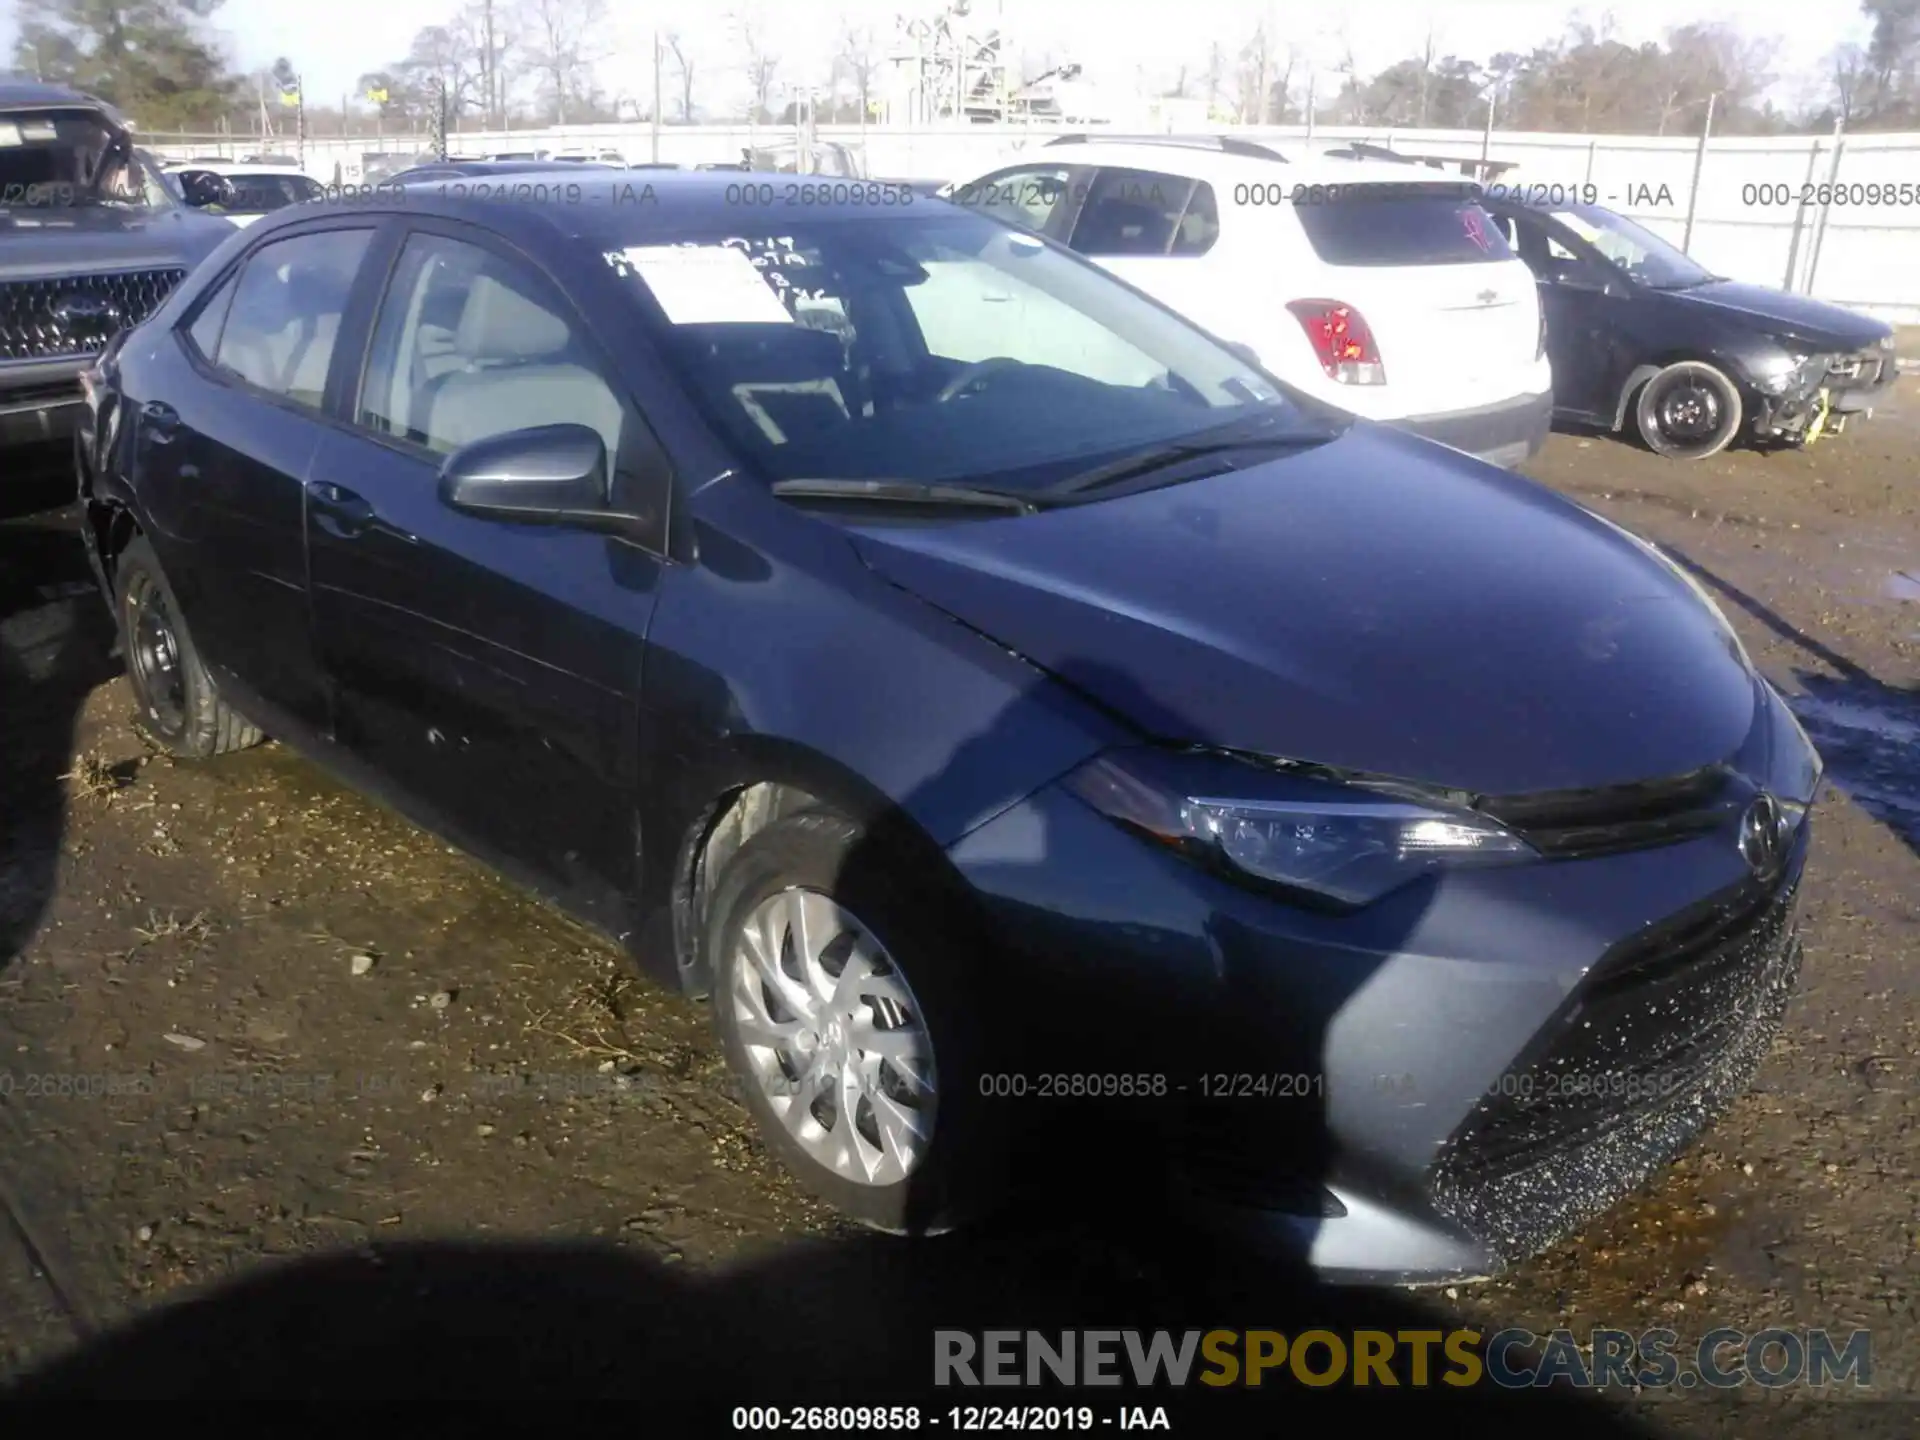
1293,185,1513,266
1070,168,1198,256
213,227,374,409
951,165,1080,237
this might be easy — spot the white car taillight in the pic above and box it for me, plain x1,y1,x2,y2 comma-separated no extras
1286,299,1386,385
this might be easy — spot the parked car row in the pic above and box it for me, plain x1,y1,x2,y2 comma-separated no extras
0,86,1863,1283
942,135,1898,464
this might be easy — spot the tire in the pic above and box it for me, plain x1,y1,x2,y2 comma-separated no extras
1632,360,1743,460
114,534,263,758
705,809,1003,1235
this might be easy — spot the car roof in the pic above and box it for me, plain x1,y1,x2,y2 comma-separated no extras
165,161,311,175
398,159,570,175
969,141,1485,191
0,78,124,123
241,170,958,252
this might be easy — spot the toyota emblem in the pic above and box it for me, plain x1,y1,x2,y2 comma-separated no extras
1738,793,1785,877
51,292,123,342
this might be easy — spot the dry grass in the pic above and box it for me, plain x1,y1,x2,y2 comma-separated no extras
131,909,215,946
61,751,128,803
523,951,651,1065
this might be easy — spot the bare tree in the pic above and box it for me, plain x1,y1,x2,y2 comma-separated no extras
401,23,484,121
1414,23,1440,126
448,0,513,128
1201,41,1228,117
837,19,882,121
664,31,696,120
734,8,781,123
1334,29,1364,123
1828,41,1871,122
1236,20,1273,123
520,0,606,123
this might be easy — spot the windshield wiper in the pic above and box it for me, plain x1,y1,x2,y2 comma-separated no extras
1046,429,1332,497
770,478,1046,514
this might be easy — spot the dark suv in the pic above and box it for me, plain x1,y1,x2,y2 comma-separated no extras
0,80,233,484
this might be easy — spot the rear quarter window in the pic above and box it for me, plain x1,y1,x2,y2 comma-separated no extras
1293,185,1513,267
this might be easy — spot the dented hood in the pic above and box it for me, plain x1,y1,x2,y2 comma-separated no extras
847,423,1761,796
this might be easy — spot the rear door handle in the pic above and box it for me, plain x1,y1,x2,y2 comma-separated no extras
308,480,378,539
141,400,179,444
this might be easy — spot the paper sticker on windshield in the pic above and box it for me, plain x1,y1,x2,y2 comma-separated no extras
0,122,23,147
1551,211,1603,243
616,244,793,325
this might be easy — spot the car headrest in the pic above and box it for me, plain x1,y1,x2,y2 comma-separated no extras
455,274,571,361
676,323,843,383
241,262,344,330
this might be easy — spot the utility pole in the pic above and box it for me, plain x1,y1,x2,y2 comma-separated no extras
1680,91,1717,254
481,0,500,131
1480,75,1497,166
429,75,449,161
651,29,662,161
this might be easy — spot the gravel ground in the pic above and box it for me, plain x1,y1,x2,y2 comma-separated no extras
0,367,1916,1430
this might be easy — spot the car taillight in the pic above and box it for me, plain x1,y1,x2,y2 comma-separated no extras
1286,300,1385,385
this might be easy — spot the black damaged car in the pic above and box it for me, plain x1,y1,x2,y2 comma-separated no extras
0,80,233,496
1481,194,1897,460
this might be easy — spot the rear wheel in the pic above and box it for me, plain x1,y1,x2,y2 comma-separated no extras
115,534,263,758
1632,360,1743,460
706,810,1002,1234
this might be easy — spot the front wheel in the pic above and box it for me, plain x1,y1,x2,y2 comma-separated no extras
114,534,264,758
1632,360,1743,460
706,810,1002,1234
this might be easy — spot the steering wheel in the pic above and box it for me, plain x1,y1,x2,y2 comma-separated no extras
935,356,1022,404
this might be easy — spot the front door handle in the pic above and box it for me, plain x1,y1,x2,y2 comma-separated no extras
141,400,179,445
308,480,378,539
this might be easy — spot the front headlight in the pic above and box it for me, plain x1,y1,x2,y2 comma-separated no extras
1751,349,1831,396
1064,750,1535,910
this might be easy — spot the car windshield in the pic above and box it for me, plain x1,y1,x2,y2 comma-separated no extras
606,210,1328,494
1549,203,1716,288
0,108,154,208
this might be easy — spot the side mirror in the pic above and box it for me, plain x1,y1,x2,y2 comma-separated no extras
439,423,618,528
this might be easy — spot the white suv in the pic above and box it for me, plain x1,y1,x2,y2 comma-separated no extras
945,138,1553,468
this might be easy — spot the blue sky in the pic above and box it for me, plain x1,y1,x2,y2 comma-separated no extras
0,0,1875,117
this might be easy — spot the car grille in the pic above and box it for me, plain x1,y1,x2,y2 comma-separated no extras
1475,763,1743,858
0,268,186,362
1822,350,1894,392
1429,870,1802,1263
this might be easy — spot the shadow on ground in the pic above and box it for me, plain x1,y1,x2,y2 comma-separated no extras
0,511,120,971
0,1221,1661,1430
1663,544,1920,862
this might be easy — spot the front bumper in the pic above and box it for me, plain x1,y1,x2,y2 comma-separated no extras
0,361,87,452
1752,344,1901,439
1394,389,1554,469
948,761,1808,1283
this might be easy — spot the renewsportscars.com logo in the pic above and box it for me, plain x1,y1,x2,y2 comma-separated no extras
934,1327,1873,1390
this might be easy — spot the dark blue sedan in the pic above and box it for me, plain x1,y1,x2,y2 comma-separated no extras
74,172,1822,1281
